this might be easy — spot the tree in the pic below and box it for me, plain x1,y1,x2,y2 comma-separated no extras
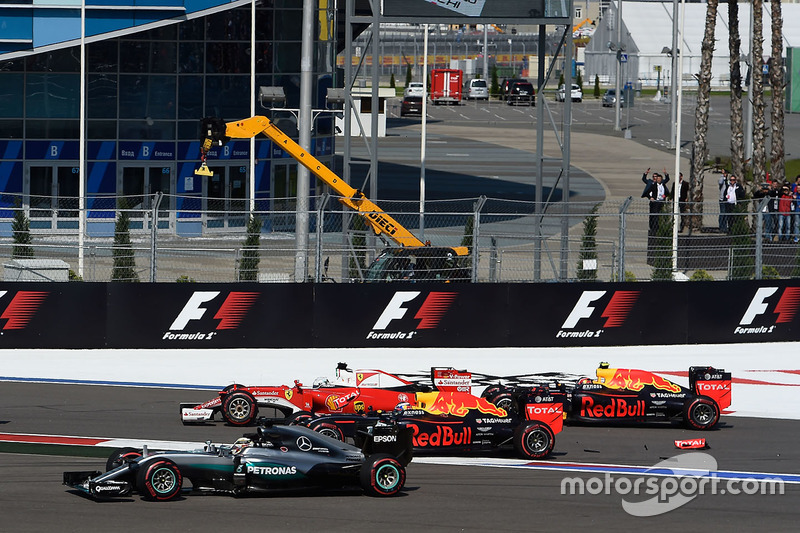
594,74,600,98
405,63,412,88
390,73,396,89
111,204,139,282
728,0,745,181
751,0,767,183
727,203,754,280
11,202,34,259
490,64,499,96
651,204,673,281
769,0,786,185
576,70,583,90
576,205,599,281
688,0,719,230
238,214,262,281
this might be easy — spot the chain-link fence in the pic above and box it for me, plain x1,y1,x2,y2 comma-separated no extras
1,192,798,282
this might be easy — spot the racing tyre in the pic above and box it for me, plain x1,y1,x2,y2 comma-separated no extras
683,397,720,430
222,383,246,393
513,421,555,459
286,410,313,425
487,392,515,415
222,391,258,426
480,385,504,399
360,454,405,497
137,459,183,501
106,447,142,472
310,421,344,441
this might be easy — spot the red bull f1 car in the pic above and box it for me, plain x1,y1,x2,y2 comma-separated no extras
180,365,472,426
299,386,567,460
64,421,412,501
482,363,731,430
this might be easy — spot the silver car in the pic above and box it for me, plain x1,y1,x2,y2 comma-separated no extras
466,78,489,100
602,88,624,107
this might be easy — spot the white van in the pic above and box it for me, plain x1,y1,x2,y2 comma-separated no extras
465,78,489,100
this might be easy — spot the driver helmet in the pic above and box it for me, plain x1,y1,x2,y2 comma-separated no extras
231,437,253,455
577,377,593,386
394,402,412,415
313,377,331,388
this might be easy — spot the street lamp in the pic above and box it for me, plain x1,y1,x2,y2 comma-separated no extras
508,38,512,70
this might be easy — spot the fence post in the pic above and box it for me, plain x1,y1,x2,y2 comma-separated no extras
755,197,768,280
471,195,487,283
150,192,163,283
314,194,330,283
617,196,632,281
489,236,498,282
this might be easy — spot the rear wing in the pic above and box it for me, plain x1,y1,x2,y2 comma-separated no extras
430,367,472,392
520,385,568,434
360,423,413,467
689,366,732,410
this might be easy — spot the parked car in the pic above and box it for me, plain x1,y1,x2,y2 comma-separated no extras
465,78,489,100
602,88,624,107
556,83,583,102
401,95,423,116
506,81,535,106
404,82,424,98
499,78,515,100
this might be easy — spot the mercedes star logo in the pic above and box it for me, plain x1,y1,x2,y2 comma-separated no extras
296,436,313,451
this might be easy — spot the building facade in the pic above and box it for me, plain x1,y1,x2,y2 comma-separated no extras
0,1,337,236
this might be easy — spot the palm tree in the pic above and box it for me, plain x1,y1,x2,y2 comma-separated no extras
751,0,767,184
689,0,719,228
728,0,745,181
769,0,785,185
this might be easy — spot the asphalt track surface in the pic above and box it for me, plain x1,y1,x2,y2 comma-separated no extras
2,382,799,532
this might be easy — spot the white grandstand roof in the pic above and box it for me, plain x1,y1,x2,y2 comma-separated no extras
618,1,800,58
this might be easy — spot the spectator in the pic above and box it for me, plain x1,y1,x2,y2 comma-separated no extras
675,172,689,232
721,174,744,233
753,182,772,240
766,182,780,241
641,167,670,198
792,175,800,243
644,172,670,235
718,169,730,232
778,185,795,241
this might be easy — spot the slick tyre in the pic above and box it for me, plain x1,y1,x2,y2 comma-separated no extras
286,410,313,425
360,454,405,497
222,391,258,426
513,421,555,459
222,383,246,393
481,385,503,399
683,397,720,430
137,459,183,501
106,447,142,472
310,421,344,441
487,392,515,415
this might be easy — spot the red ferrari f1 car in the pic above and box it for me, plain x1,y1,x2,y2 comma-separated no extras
482,363,731,430
180,364,472,426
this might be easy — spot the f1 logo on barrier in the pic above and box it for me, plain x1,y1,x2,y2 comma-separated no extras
736,286,800,335
368,291,457,341
557,290,640,338
165,291,259,341
0,291,48,330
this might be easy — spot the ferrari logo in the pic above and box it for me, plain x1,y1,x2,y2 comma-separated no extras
354,401,365,414
357,373,364,383
285,390,293,401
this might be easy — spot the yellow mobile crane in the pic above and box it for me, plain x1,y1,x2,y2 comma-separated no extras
195,116,470,282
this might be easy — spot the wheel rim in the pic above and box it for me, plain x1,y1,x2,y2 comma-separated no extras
375,464,400,491
495,398,512,412
317,427,341,440
228,397,251,421
525,428,549,453
151,467,177,494
693,403,715,425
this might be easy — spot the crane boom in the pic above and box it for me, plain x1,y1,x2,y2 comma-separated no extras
197,116,450,251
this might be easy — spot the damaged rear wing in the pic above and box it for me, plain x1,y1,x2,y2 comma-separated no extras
689,366,732,410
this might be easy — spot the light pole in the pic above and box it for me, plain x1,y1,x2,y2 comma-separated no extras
612,0,623,131
508,38,512,71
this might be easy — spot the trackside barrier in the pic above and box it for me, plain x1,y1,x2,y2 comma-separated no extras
0,280,797,349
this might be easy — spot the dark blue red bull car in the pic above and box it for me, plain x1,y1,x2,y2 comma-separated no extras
299,388,567,460
482,363,731,431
